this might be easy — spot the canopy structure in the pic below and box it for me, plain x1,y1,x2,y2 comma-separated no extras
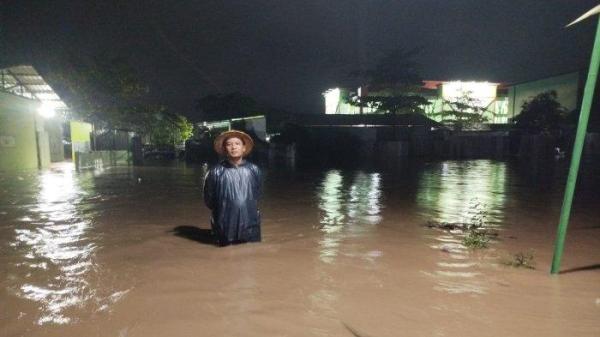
0,65,69,114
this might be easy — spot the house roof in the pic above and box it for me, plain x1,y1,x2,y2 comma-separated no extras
0,65,69,111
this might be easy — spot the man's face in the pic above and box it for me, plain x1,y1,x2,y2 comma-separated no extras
224,137,246,159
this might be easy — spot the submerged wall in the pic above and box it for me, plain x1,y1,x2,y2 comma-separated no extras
45,119,64,162
0,92,43,171
286,126,598,162
74,150,131,171
70,120,92,159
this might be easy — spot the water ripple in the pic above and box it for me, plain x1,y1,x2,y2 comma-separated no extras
316,170,383,263
419,160,508,295
7,167,101,325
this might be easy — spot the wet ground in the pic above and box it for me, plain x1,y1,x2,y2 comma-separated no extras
1,159,599,337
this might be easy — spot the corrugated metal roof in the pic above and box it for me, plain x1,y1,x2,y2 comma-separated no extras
0,65,69,111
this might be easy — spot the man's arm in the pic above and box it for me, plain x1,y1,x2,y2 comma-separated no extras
203,168,216,210
252,165,262,200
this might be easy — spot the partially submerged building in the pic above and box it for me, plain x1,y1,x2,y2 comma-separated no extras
0,90,46,171
0,65,73,171
200,115,267,142
0,65,102,171
315,72,584,159
322,72,581,125
506,72,580,118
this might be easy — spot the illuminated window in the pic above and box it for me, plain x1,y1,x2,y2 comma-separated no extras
323,88,341,114
442,81,498,108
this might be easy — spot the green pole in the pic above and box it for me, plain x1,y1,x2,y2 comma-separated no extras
550,16,600,274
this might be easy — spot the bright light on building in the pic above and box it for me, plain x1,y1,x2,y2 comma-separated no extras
442,81,497,107
323,88,341,114
38,102,56,119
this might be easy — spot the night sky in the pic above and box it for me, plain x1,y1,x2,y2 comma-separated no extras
2,0,599,116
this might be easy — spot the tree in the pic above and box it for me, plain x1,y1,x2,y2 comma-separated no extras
346,48,430,115
49,54,193,145
49,55,149,128
141,108,194,146
513,91,567,134
349,94,431,115
194,92,294,133
433,91,491,131
194,92,261,121
362,48,422,87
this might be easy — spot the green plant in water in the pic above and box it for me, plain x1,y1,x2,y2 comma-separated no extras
427,198,496,249
465,198,488,230
462,199,493,249
501,250,536,269
463,229,490,249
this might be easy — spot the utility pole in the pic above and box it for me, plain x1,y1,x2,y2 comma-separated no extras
551,7,600,274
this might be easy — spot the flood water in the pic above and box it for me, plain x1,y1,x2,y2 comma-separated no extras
1,159,599,337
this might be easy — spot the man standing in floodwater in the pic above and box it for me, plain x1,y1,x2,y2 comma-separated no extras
203,130,262,246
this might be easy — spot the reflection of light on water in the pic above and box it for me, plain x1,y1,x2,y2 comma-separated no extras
318,236,341,263
430,235,465,254
319,170,345,228
434,281,486,295
437,262,476,268
309,288,339,315
11,168,97,325
435,271,480,278
317,171,344,263
419,161,507,225
316,170,383,264
348,172,381,225
418,160,508,295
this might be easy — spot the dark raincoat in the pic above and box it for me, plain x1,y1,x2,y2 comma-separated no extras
203,160,262,245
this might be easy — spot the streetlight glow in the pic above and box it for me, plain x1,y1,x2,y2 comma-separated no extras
38,102,56,119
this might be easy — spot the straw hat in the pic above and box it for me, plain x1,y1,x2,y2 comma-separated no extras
213,130,254,156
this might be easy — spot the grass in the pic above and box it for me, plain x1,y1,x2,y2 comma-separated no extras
462,229,490,249
427,198,495,250
501,250,536,269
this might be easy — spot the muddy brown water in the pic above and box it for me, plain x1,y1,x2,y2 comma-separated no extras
1,159,599,337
